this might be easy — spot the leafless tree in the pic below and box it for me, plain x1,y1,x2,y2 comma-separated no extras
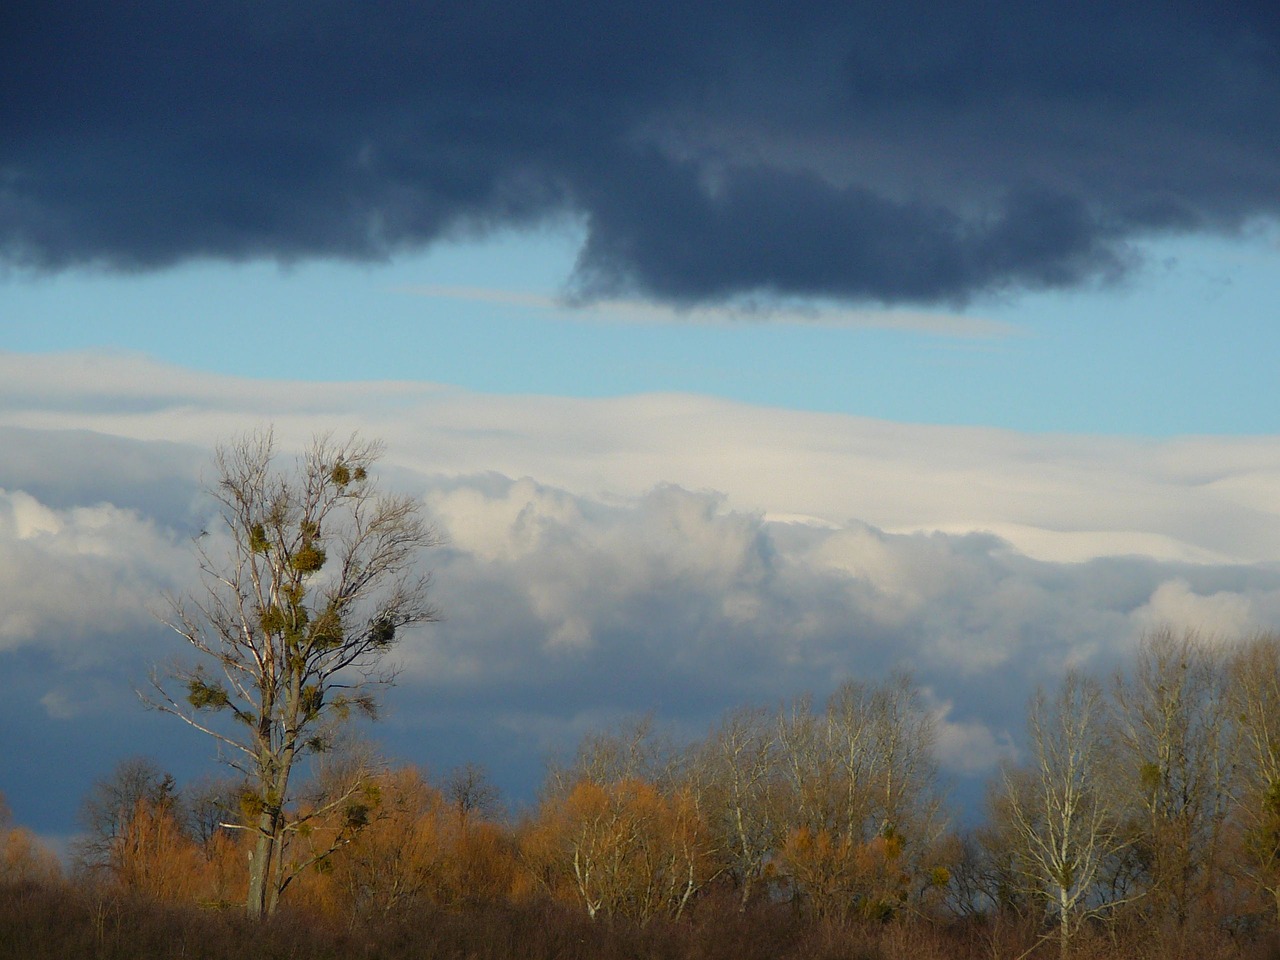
694,704,780,910
548,714,677,798
774,694,837,838
445,762,502,830
180,775,242,857
1227,632,1280,926
826,672,943,852
997,672,1130,959
1109,628,1235,932
72,757,175,877
146,430,440,917
771,674,945,921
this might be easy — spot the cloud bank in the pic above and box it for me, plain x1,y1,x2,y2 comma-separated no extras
5,352,1279,566
4,2,1278,304
4,351,1280,834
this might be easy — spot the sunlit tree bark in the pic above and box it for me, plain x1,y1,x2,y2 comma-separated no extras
695,705,779,911
997,673,1129,959
773,674,945,921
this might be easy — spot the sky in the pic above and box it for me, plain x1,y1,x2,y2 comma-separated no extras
3,0,1280,844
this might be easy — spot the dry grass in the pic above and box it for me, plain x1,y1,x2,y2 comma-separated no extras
2,879,1278,960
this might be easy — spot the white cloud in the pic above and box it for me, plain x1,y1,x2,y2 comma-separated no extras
40,687,82,721
0,487,188,658
1131,579,1262,638
932,702,1019,776
406,473,1280,723
1,490,61,539
5,350,1280,827
4,350,1280,571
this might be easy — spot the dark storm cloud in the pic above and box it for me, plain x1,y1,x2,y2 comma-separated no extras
3,1,1278,302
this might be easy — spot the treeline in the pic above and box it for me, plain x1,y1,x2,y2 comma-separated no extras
4,626,1280,959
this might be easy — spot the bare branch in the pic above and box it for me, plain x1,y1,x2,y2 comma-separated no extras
148,428,438,919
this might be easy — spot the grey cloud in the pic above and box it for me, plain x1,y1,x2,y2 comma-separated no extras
0,490,193,660
402,475,1280,776
7,427,1280,834
3,1,1277,304
0,427,204,528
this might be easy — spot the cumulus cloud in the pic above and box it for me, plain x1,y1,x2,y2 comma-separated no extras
0,487,189,660
5,354,1280,832
932,701,1018,776
1131,578,1274,639
4,1,1278,304
398,474,1280,769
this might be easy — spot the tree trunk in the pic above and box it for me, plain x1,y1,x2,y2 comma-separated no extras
1059,891,1071,960
246,809,277,919
246,834,273,918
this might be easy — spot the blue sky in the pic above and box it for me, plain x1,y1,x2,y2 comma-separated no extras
7,221,1279,436
3,0,1280,843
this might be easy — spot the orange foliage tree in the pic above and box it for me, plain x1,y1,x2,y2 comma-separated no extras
301,767,445,920
110,795,207,901
295,766,518,922
523,776,716,923
0,792,61,886
773,676,948,921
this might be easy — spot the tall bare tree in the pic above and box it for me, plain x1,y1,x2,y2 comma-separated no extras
826,673,942,851
147,430,439,917
1227,632,1280,926
1109,628,1234,932
772,674,944,921
695,705,780,911
997,673,1129,959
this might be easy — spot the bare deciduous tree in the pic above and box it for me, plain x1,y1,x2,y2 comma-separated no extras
997,673,1134,959
72,757,175,877
445,763,502,831
1110,628,1234,931
146,430,439,918
1228,632,1280,926
827,673,943,854
554,715,675,793
695,705,779,911
772,674,945,921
